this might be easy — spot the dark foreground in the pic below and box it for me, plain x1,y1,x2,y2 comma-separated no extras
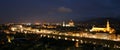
0,32,120,50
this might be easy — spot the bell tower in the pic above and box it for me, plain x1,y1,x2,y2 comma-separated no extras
106,20,110,31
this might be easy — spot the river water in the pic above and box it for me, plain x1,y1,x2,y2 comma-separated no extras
0,33,120,50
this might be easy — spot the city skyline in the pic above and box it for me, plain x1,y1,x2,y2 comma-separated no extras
0,0,120,23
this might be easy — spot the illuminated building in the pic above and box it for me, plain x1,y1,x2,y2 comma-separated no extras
69,20,74,26
62,20,75,27
47,25,56,28
10,25,23,31
35,22,40,25
90,20,115,34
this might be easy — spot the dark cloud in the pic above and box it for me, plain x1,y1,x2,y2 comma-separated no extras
57,7,72,13
0,0,120,23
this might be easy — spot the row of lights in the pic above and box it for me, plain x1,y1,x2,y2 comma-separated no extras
40,34,120,48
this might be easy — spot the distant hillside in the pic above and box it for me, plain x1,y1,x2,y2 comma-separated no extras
83,17,120,25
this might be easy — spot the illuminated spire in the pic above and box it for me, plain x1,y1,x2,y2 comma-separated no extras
106,20,110,31
63,21,65,27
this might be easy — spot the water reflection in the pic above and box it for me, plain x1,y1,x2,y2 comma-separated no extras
0,34,119,50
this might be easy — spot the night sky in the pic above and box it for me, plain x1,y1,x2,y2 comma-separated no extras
0,0,120,23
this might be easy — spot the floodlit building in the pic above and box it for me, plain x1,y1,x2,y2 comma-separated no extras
62,20,75,27
90,20,115,34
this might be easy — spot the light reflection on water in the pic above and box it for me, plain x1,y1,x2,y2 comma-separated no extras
0,34,120,50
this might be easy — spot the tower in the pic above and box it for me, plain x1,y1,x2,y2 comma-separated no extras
63,21,65,27
106,20,110,31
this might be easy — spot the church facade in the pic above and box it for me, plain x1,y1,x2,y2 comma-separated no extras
90,20,115,34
